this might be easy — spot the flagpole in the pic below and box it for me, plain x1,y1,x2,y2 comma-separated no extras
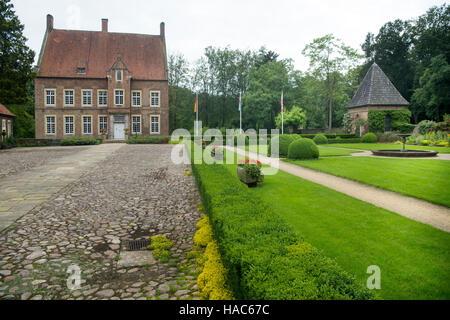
196,93,199,136
281,91,284,135
239,91,242,133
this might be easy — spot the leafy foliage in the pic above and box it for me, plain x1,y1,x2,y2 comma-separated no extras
368,110,412,133
0,0,35,105
275,106,306,131
361,133,377,143
149,235,174,261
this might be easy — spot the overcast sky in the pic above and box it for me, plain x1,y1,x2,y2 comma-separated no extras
12,0,446,71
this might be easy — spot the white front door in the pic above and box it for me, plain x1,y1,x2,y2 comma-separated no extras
114,123,125,140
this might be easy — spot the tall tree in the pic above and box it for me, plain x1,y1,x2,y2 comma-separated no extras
411,54,450,121
302,34,362,131
0,0,35,104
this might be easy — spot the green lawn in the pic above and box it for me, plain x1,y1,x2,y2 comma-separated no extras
223,159,450,299
285,157,450,207
317,146,363,156
240,144,362,157
328,143,450,153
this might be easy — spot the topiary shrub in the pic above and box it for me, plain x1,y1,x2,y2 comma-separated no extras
361,132,377,143
288,138,319,160
313,134,328,145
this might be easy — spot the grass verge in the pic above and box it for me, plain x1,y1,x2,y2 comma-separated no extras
285,157,450,208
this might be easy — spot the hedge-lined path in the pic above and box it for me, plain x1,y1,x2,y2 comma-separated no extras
0,144,202,300
227,146,450,233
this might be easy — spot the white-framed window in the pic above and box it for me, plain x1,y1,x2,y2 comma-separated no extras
82,90,92,106
64,116,74,135
1,119,6,133
132,116,141,134
98,90,108,107
99,116,108,134
150,91,160,107
150,115,160,134
64,90,74,106
46,116,56,135
132,91,141,107
7,120,12,137
45,89,56,106
116,70,122,82
115,90,124,106
82,116,92,134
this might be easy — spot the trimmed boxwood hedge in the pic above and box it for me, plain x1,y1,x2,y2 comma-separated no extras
189,144,374,300
288,138,319,160
127,136,170,144
61,137,100,146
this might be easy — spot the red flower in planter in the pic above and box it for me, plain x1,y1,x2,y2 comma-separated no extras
237,158,262,167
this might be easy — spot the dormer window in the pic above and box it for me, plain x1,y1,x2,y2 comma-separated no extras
77,67,86,74
116,70,122,82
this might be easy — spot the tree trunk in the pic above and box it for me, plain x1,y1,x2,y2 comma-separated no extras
328,95,333,132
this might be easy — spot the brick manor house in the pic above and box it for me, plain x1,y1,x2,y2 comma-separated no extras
35,15,169,140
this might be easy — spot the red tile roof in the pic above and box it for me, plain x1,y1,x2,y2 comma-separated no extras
38,29,167,80
0,103,15,117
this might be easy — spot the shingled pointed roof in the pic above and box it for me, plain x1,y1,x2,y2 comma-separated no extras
37,29,167,80
0,103,15,117
347,63,409,109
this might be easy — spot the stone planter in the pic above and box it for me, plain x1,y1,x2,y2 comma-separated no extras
237,166,264,187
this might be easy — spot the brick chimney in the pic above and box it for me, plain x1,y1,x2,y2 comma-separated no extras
47,14,54,32
160,22,165,39
102,19,108,32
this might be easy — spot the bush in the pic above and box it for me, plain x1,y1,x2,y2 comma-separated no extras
418,120,436,135
361,133,377,143
392,122,415,134
61,137,100,146
313,134,328,145
194,215,234,300
376,132,400,143
189,144,374,300
148,235,173,261
127,136,170,144
268,135,295,157
288,138,319,160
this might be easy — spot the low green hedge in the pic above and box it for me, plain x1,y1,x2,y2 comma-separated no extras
60,137,100,146
288,138,319,160
127,136,170,144
189,143,374,300
268,135,295,157
327,138,362,144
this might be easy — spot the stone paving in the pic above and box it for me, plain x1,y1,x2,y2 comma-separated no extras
0,144,202,300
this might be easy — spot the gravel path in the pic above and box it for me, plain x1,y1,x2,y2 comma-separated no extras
229,146,450,233
0,144,202,300
0,147,90,179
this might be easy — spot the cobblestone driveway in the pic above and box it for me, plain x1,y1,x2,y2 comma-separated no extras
0,144,202,300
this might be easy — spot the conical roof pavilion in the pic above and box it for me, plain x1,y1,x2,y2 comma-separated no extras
346,63,409,109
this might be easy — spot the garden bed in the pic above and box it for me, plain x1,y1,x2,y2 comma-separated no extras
188,143,373,300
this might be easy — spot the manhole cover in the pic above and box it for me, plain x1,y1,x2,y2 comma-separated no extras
123,239,151,251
